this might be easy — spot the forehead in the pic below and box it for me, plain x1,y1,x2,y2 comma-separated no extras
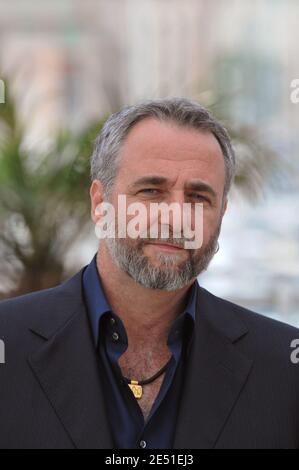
118,118,226,189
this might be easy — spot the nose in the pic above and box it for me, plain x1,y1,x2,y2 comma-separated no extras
157,190,186,237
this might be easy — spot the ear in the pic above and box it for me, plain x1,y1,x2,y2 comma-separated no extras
90,180,104,224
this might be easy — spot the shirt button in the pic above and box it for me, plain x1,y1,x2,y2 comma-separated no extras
112,332,119,342
139,440,147,449
110,317,116,326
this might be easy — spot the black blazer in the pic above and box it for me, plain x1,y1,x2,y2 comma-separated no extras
0,269,299,449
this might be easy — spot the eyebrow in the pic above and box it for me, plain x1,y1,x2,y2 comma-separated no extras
129,176,218,199
185,181,218,199
130,176,168,188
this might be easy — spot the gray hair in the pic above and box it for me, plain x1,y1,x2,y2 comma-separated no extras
91,97,236,197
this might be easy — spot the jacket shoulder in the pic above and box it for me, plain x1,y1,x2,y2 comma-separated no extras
226,293,297,337
199,286,299,364
0,270,84,336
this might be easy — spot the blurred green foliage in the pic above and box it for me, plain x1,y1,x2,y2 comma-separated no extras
0,81,105,297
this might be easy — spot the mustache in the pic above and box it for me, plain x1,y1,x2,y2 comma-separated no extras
140,237,193,249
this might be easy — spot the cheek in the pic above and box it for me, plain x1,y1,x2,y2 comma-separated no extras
201,209,222,242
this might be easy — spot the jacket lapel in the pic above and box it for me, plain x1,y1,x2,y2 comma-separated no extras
174,286,254,449
28,271,113,449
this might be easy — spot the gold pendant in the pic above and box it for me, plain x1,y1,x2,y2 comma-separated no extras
128,380,143,400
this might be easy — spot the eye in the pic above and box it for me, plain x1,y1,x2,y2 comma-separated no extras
189,193,209,201
139,188,160,195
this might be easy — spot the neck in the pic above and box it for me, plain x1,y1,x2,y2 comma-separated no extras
96,243,196,347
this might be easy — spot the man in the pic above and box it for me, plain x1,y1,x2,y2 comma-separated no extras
0,98,298,449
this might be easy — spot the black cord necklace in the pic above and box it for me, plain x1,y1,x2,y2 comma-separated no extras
124,359,172,400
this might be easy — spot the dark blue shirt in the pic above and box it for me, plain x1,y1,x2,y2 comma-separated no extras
83,256,197,449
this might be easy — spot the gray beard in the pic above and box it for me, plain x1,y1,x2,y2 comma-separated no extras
105,223,222,291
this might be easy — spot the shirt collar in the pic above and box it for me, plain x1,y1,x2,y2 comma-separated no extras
83,255,197,347
83,255,112,345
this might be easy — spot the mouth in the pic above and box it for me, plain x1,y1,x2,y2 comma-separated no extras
144,242,185,253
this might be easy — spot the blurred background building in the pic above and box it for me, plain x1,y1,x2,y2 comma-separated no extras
0,0,298,326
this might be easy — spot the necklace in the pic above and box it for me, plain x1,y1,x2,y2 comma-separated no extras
124,359,172,400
